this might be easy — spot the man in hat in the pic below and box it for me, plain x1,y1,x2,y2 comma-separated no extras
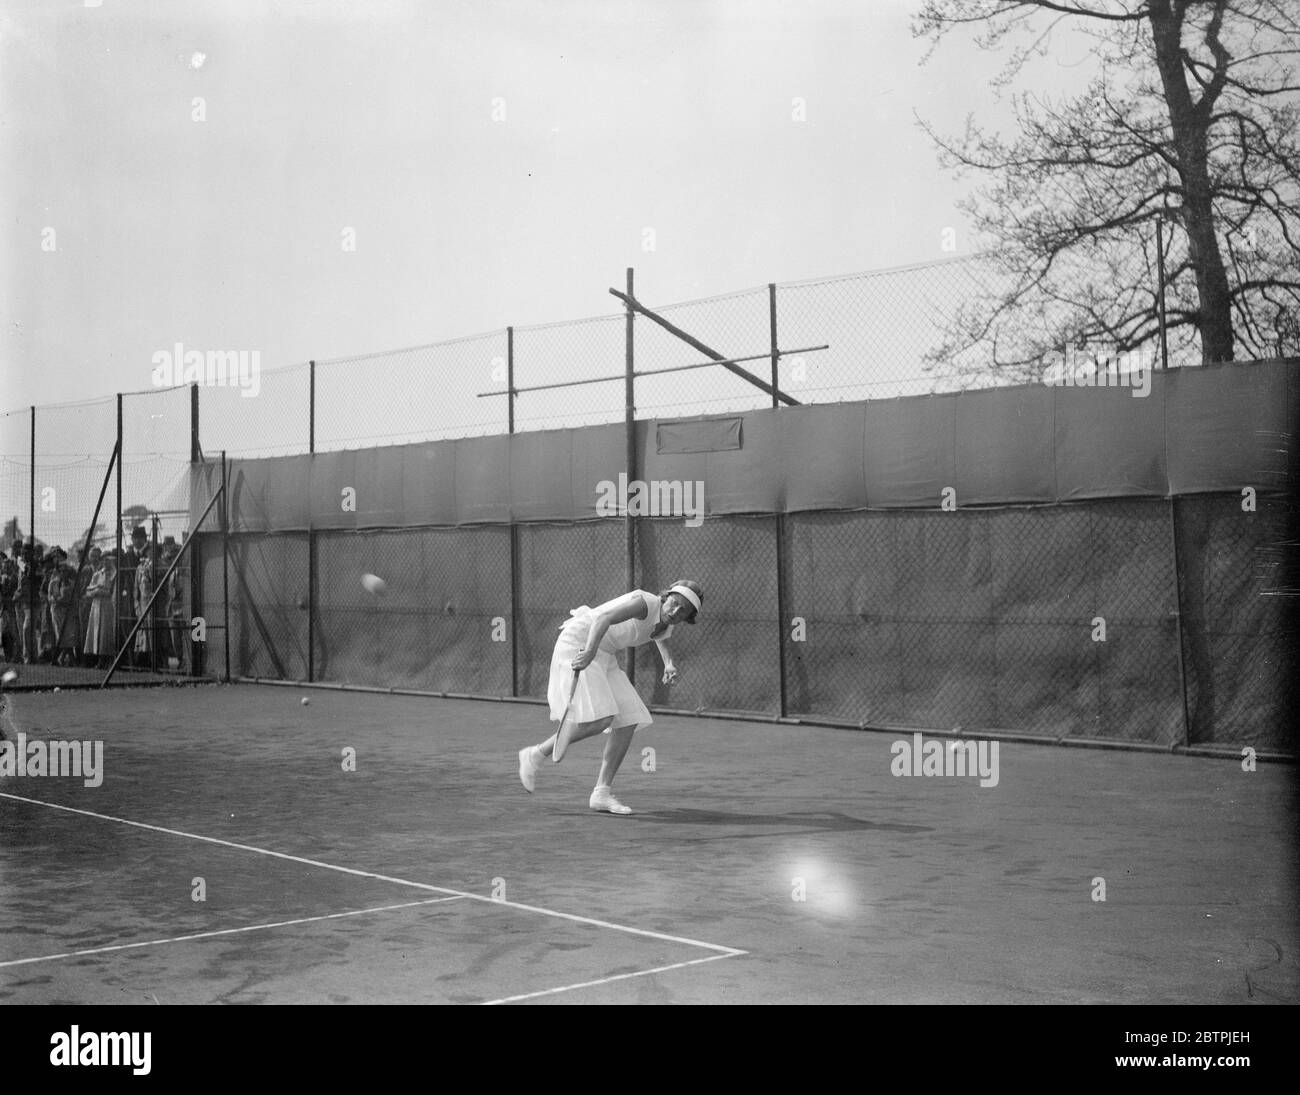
119,526,148,659
13,544,36,663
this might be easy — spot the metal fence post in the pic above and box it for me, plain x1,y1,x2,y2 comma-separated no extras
1157,216,1169,371
508,326,518,697
309,360,316,455
308,360,315,683
770,284,788,719
307,529,316,684
506,328,515,436
115,394,123,653
150,515,160,672
190,383,203,677
1170,496,1191,747
191,383,200,463
221,450,230,684
624,268,636,687
28,406,36,662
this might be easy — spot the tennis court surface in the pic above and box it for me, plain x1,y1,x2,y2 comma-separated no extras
1,683,1295,1005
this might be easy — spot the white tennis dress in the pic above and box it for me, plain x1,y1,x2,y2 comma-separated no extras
548,590,674,731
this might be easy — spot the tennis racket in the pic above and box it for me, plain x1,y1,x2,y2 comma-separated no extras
551,668,581,763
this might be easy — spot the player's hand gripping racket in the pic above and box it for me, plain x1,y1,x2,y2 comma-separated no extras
551,668,581,763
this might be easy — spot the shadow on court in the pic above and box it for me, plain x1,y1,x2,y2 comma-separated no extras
1,684,1296,1004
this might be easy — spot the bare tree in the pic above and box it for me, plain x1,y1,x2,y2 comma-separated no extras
914,0,1300,379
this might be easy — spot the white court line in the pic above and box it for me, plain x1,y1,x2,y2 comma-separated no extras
481,951,744,1005
0,897,463,970
0,791,746,959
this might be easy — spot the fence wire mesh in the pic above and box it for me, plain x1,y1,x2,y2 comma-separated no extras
1175,494,1297,751
200,361,310,459
221,533,309,684
634,287,776,419
511,316,626,433
783,503,1182,744
317,526,513,695
635,515,779,715
515,521,627,698
317,334,507,450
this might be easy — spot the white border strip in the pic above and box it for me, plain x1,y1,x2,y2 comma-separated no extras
0,792,746,958
0,897,463,970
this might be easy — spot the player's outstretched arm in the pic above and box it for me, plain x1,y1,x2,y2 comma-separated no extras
655,639,678,683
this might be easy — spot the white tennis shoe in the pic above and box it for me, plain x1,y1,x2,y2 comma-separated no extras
518,746,543,792
589,787,632,815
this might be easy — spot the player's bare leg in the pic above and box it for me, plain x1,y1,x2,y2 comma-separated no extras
595,724,635,789
590,724,636,815
519,716,614,792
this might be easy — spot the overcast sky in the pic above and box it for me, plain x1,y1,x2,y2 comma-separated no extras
1,0,1098,424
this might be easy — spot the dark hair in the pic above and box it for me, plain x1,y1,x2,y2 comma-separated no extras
658,578,703,624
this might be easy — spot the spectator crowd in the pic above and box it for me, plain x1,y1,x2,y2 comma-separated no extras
0,525,190,673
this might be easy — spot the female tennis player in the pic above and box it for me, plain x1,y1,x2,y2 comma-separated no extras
517,579,703,815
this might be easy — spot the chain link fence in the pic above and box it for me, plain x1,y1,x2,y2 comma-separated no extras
3,403,1291,751
182,491,1292,753
2,255,1294,752
12,250,1293,469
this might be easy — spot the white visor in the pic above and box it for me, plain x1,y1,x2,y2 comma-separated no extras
667,584,702,614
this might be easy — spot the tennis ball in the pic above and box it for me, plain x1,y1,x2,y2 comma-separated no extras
361,573,388,596
1,669,17,685
53,687,61,693
301,697,310,706
297,595,308,610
